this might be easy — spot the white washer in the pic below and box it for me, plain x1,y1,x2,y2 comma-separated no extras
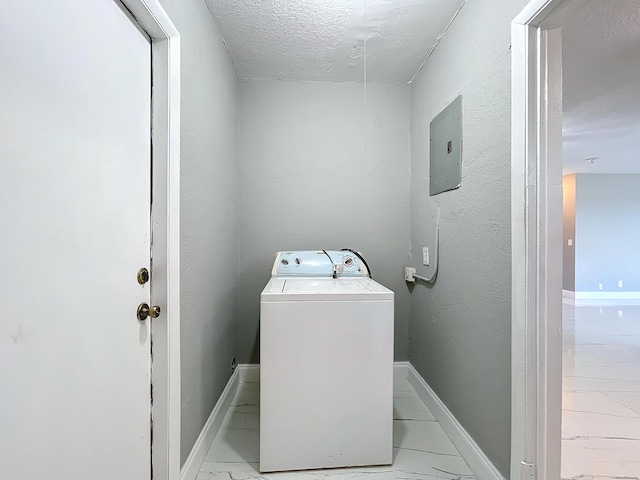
260,251,394,472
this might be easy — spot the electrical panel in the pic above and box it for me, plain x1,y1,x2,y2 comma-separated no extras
430,95,462,196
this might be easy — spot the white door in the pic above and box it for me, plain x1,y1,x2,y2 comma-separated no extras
0,1,152,478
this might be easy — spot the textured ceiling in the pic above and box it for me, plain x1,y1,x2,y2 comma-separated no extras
563,0,640,174
204,0,466,82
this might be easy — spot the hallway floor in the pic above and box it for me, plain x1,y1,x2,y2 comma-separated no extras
562,300,640,479
197,375,476,480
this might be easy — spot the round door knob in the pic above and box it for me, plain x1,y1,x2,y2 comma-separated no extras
137,303,161,321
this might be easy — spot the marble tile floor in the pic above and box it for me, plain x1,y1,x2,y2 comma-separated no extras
562,300,640,480
197,376,476,480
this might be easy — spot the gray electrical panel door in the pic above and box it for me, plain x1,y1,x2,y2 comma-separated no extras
430,95,462,196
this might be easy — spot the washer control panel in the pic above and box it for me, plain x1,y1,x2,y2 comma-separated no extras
272,251,368,277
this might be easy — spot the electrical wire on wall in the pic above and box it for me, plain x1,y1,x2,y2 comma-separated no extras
363,0,367,106
409,208,440,284
363,0,367,157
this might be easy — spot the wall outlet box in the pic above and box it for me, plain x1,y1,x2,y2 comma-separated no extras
422,247,429,266
598,283,603,291
618,280,623,288
405,267,416,283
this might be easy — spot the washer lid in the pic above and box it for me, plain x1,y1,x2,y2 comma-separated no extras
261,277,394,302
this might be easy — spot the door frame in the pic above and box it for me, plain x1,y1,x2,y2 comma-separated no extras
510,0,580,478
119,1,181,479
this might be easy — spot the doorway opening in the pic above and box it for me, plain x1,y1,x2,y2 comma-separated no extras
512,1,640,478
511,1,578,478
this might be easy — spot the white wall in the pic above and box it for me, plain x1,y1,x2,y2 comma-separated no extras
158,0,239,465
408,0,528,475
574,174,640,293
237,80,412,364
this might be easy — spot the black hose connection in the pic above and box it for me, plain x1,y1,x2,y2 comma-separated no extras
322,250,338,278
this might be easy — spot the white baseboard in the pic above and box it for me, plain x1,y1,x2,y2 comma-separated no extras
562,289,575,299
238,364,260,383
180,362,501,480
404,363,505,480
180,367,241,480
575,291,640,300
393,361,412,380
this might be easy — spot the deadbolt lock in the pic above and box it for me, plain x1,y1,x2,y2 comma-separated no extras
137,268,150,285
137,303,160,321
